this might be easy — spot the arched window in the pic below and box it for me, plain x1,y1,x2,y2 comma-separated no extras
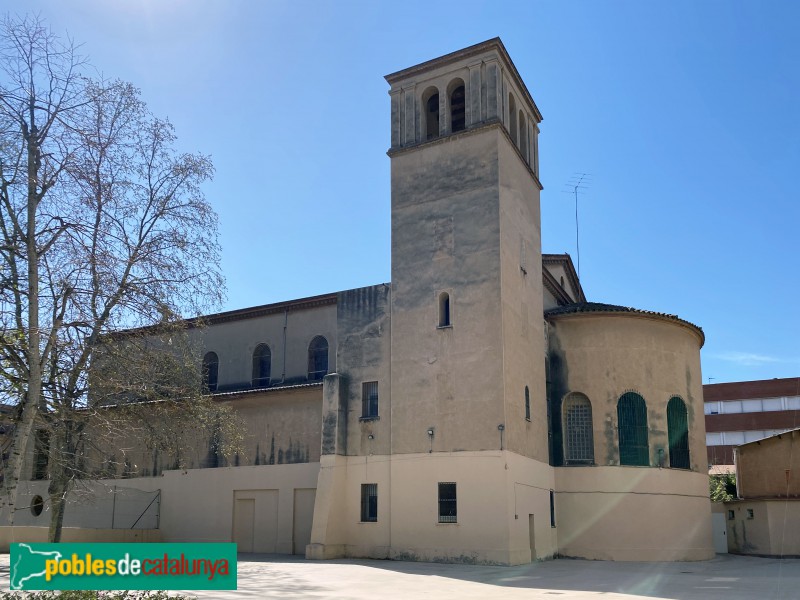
308,336,329,381
525,386,531,420
667,396,690,469
508,93,518,145
563,392,594,464
450,82,465,133
252,344,271,388
438,292,451,327
617,392,649,466
423,87,440,141
202,351,219,392
519,110,528,161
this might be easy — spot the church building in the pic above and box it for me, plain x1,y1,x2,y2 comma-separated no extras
11,38,714,564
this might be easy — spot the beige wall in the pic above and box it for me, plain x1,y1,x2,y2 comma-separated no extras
735,430,800,498
0,527,160,552
309,450,555,565
726,499,800,556
556,466,713,560
547,313,706,471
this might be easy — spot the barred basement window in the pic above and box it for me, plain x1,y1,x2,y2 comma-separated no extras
202,351,219,392
438,482,457,523
307,336,329,381
361,483,378,522
252,344,271,388
563,392,594,465
617,392,649,466
362,381,379,418
667,396,690,469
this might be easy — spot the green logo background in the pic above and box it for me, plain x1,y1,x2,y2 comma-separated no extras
10,542,237,591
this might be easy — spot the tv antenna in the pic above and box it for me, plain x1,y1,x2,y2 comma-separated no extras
563,173,592,278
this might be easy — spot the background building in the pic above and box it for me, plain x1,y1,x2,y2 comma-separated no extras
704,378,800,467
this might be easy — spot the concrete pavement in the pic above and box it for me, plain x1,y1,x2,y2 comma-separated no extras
2,553,799,599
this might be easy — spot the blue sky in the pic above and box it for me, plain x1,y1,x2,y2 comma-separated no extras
9,1,800,384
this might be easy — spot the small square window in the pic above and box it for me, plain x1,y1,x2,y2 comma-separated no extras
362,382,379,418
727,510,735,520
747,508,754,520
438,482,457,523
361,483,377,522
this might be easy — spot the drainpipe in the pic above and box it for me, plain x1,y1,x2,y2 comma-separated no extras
279,308,288,385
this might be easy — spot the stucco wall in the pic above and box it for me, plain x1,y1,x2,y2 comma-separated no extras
556,466,714,560
546,313,706,471
735,430,800,498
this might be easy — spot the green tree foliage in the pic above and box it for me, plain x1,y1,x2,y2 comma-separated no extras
709,473,737,502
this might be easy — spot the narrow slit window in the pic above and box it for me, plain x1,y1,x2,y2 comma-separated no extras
450,83,465,132
202,351,219,392
438,292,451,327
550,490,556,527
438,482,457,523
252,344,271,388
361,483,378,522
525,386,531,421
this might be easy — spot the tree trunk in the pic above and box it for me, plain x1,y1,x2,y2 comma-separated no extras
47,473,68,543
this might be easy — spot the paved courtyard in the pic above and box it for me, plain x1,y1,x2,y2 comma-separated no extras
2,553,800,599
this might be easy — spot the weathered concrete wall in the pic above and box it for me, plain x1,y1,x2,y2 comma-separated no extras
556,466,714,560
726,499,800,556
335,285,392,457
390,127,505,454
497,127,547,463
546,313,706,471
735,429,800,498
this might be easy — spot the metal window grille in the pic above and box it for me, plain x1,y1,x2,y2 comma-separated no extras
361,483,378,522
307,336,328,381
525,386,531,420
617,392,649,466
667,396,690,469
362,382,379,418
252,344,271,388
564,393,594,464
438,482,457,523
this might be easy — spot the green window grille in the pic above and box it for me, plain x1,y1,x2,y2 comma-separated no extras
563,392,594,464
667,396,690,469
617,392,649,466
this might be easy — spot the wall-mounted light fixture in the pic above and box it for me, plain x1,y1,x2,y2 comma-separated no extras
427,427,435,453
368,434,374,440
498,423,505,450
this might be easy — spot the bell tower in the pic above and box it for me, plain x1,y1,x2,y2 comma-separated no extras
387,38,547,462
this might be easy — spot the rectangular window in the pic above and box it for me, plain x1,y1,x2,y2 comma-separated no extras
438,482,457,523
361,483,378,522
362,381,379,418
727,510,735,520
550,489,556,527
747,508,754,520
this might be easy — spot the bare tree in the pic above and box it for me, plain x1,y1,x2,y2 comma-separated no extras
0,15,237,542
